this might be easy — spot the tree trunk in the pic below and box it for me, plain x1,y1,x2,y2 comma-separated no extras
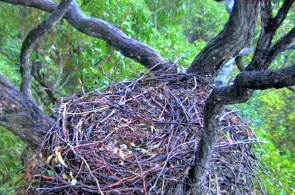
0,75,54,148
189,1,260,193
188,0,259,79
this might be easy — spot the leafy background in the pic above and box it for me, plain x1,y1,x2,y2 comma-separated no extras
0,0,294,194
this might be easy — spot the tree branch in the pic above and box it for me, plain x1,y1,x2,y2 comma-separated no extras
192,82,252,193
0,75,54,148
20,0,72,99
0,49,19,64
32,60,58,104
235,65,295,90
1,0,170,70
273,0,295,28
193,63,295,190
260,0,272,27
246,0,295,71
187,0,259,78
190,1,260,192
207,64,295,109
265,26,295,68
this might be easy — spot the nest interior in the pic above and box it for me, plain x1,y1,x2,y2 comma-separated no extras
29,72,261,194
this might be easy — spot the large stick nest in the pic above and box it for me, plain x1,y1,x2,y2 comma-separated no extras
28,72,262,194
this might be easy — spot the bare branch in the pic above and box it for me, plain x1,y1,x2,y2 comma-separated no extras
20,0,72,99
246,0,295,71
260,0,272,27
265,26,295,68
32,60,58,104
208,64,295,107
1,0,170,70
0,49,20,64
190,1,260,191
192,81,253,193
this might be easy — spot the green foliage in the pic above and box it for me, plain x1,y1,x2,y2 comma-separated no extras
0,126,25,194
237,89,295,194
0,0,229,100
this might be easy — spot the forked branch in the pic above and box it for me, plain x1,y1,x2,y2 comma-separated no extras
20,0,72,99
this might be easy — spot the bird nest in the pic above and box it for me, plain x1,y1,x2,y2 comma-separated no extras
27,72,262,194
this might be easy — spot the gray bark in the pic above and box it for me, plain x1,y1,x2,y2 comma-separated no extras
187,0,259,79
0,75,54,147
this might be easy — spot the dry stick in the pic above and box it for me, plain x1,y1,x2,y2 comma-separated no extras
38,73,261,193
214,172,220,195
63,139,104,195
135,154,148,195
149,124,187,193
235,144,246,193
20,0,73,99
168,90,190,122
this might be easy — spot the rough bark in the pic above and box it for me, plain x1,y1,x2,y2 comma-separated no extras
0,75,54,148
192,1,295,193
20,0,72,99
190,0,259,193
235,65,295,89
192,85,253,193
0,0,170,70
187,0,259,78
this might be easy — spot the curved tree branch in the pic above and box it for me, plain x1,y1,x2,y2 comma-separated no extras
1,0,170,70
0,75,54,148
187,0,259,78
20,0,72,99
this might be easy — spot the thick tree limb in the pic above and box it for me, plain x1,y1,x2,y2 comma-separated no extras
1,0,170,70
193,64,295,192
0,75,54,148
20,0,72,99
190,1,260,192
192,84,252,193
235,65,295,90
187,0,259,78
